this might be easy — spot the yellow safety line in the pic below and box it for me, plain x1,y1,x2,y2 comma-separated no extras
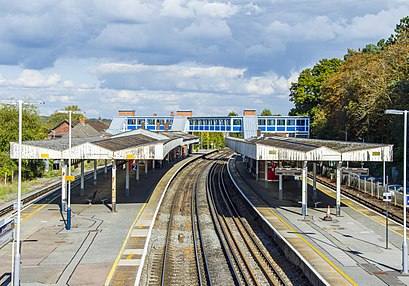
22,204,49,222
262,205,357,285
311,180,404,237
104,202,147,286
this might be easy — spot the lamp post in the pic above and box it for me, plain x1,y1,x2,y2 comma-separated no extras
385,109,408,274
0,99,44,286
57,110,84,230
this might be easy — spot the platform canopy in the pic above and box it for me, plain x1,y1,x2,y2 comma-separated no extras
10,129,198,161
226,135,393,162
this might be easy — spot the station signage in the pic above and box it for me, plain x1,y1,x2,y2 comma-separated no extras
383,192,392,202
275,167,302,176
342,168,369,175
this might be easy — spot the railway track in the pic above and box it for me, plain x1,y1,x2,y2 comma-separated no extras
144,151,226,285
310,174,406,226
142,151,310,285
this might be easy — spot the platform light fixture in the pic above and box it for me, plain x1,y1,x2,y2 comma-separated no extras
385,108,408,274
0,99,45,286
57,109,85,231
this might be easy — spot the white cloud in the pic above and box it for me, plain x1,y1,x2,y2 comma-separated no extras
0,70,60,88
0,0,407,118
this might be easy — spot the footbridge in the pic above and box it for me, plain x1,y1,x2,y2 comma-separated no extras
107,109,310,139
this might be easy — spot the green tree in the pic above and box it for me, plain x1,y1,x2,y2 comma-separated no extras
46,105,84,130
260,109,272,116
0,103,47,180
227,111,238,116
289,58,342,118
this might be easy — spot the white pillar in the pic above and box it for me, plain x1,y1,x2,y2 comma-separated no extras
264,161,268,181
336,161,342,216
279,175,283,200
80,160,85,196
383,159,386,192
255,160,259,181
152,160,155,170
125,160,129,197
61,160,67,212
313,162,317,201
104,159,108,174
111,160,117,212
93,159,97,184
136,163,139,181
145,160,148,174
302,161,308,216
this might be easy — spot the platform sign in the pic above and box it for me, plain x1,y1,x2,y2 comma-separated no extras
65,175,75,181
132,163,138,171
383,192,392,202
342,168,369,175
275,167,302,176
126,154,135,160
406,195,409,206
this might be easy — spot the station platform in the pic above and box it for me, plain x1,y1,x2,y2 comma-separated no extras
229,155,409,286
0,156,197,286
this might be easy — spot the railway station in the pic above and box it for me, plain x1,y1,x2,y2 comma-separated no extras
1,109,409,286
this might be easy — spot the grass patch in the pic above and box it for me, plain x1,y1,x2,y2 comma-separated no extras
0,181,35,202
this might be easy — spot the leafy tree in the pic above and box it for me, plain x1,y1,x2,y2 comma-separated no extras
0,103,47,180
46,105,84,130
227,111,238,116
289,58,342,122
260,109,272,116
387,16,409,44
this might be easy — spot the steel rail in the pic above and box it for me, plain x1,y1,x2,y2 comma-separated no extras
218,163,288,285
192,172,211,286
211,162,260,286
207,162,248,285
160,151,224,286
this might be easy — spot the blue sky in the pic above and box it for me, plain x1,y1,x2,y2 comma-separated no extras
0,0,408,118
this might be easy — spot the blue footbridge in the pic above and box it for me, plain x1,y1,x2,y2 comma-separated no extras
107,109,310,139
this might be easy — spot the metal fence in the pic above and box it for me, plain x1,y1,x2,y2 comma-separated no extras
341,172,405,206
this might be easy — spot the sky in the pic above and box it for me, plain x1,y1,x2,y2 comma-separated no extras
0,0,408,119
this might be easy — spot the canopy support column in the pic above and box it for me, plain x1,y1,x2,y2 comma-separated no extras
336,161,342,216
125,160,129,197
152,160,155,170
255,160,259,181
61,160,67,212
80,160,85,197
302,161,308,217
313,162,317,201
264,161,268,181
93,159,97,185
111,160,117,212
104,159,108,174
145,160,148,175
279,174,283,200
136,163,139,181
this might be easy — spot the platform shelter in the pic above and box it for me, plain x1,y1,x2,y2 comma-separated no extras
9,130,198,212
226,135,393,216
